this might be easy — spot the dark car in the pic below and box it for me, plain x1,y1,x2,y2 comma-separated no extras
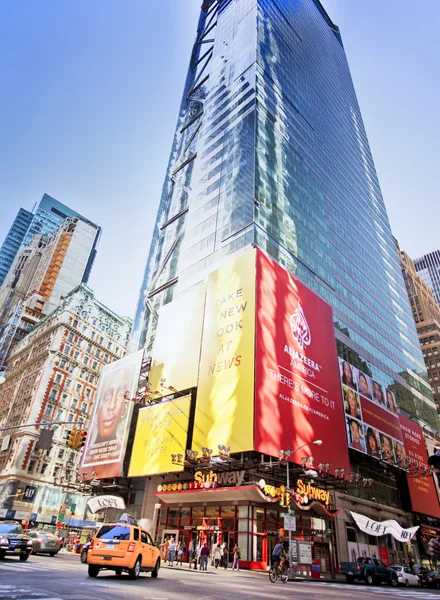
419,568,440,589
340,556,398,586
27,530,60,556
0,521,33,561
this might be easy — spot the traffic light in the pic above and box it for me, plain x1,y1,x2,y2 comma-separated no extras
66,429,77,448
78,430,87,450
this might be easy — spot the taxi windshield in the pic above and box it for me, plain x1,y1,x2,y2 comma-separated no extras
96,525,130,540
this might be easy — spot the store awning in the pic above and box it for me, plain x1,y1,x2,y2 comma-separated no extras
155,484,280,505
155,484,339,516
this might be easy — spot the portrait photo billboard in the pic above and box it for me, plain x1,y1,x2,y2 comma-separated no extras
79,350,143,480
254,250,350,472
338,357,404,465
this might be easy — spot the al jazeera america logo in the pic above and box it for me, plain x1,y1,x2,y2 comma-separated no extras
290,302,311,349
284,301,321,376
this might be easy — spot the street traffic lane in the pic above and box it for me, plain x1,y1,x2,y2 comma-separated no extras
1,554,440,600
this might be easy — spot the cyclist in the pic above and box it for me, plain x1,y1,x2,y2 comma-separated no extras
271,540,286,572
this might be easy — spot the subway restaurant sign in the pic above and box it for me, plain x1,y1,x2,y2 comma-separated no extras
260,479,330,507
157,469,245,493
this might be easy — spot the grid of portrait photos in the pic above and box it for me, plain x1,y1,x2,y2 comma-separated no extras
338,357,405,469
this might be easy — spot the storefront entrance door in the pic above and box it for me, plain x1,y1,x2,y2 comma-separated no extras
161,529,179,543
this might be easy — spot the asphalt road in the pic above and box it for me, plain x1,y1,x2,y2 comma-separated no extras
1,553,440,600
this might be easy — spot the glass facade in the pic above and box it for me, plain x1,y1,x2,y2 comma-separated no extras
0,208,33,286
0,194,101,287
132,0,436,427
414,250,440,307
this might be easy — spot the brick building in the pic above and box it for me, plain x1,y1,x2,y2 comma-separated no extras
0,284,131,525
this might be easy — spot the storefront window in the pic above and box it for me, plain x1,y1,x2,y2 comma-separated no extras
168,508,179,528
159,508,167,527
180,507,190,527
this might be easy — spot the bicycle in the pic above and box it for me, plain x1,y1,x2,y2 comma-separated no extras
269,560,288,583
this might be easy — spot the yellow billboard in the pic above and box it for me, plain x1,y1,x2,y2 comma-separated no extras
148,285,206,398
193,250,256,454
128,395,191,477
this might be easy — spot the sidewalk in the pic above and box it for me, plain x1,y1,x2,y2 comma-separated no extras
161,563,345,583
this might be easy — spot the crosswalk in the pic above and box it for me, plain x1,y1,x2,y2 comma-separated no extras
305,581,440,599
0,586,62,600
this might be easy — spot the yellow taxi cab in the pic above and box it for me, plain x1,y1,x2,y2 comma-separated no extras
87,523,160,580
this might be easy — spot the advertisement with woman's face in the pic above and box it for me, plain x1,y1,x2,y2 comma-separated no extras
79,350,143,480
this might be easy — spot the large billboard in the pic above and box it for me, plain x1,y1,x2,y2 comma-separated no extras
337,358,404,464
148,286,206,398
193,251,256,454
128,395,191,477
79,350,143,479
254,251,350,472
400,414,440,519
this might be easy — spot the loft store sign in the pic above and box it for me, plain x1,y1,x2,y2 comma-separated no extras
350,511,419,543
87,495,126,514
157,470,245,493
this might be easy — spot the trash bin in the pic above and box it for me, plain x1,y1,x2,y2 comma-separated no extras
311,559,321,579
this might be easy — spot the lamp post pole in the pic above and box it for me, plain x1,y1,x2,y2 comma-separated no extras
286,460,293,573
280,440,322,576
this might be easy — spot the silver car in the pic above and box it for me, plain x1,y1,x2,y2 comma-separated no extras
27,531,60,556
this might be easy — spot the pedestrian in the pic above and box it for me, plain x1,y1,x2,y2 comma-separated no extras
177,541,184,566
413,562,420,575
200,541,210,571
214,543,222,568
232,544,241,571
221,541,228,569
168,537,177,566
159,537,170,563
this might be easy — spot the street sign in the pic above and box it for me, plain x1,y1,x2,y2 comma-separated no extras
284,514,297,531
58,514,65,523
36,429,54,450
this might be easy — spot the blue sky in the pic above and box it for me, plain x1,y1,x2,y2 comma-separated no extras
0,0,438,319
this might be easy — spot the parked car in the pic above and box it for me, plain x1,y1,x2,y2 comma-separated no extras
340,556,398,586
27,531,61,556
418,568,440,588
0,521,33,561
87,523,161,579
390,565,421,587
81,540,91,563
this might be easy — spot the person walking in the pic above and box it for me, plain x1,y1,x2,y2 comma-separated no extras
221,541,228,569
214,543,222,568
176,541,184,566
159,537,169,563
200,541,210,571
168,537,177,567
232,544,241,571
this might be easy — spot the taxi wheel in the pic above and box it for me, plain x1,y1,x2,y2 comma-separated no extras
128,557,141,580
88,565,100,578
151,559,160,578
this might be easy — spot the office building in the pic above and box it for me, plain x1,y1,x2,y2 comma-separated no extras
414,250,440,308
116,0,439,570
0,193,101,288
0,217,101,363
0,208,33,287
397,243,440,412
0,284,132,525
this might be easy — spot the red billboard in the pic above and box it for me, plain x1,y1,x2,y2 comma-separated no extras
400,414,440,519
254,250,350,472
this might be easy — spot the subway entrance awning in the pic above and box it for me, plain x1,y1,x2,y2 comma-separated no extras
155,485,279,505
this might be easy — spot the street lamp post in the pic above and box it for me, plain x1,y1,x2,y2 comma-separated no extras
280,440,322,575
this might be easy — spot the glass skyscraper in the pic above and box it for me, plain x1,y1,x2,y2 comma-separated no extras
132,0,436,428
0,193,101,286
414,250,440,307
0,208,33,286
